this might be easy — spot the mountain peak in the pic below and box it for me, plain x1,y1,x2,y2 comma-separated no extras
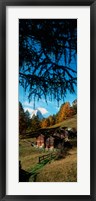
31,109,44,120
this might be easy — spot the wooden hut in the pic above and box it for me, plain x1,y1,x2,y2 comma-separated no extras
45,136,54,150
36,134,44,148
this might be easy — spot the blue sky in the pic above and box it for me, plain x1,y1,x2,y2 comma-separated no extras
19,56,77,118
19,20,77,118
19,85,77,118
19,43,77,118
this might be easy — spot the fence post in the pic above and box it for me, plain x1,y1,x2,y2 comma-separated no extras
39,153,56,164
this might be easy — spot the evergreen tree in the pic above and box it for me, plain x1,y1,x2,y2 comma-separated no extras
25,110,31,131
19,102,26,134
31,116,41,131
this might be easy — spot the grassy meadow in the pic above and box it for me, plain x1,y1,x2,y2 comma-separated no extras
19,115,77,182
50,114,77,129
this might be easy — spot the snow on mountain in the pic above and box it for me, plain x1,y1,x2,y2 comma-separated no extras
31,109,44,120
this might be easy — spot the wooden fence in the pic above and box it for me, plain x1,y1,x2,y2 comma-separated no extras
38,153,56,164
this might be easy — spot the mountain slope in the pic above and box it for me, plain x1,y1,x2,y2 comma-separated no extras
49,115,77,129
32,109,44,120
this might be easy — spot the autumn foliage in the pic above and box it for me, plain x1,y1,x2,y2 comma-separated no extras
56,102,75,123
19,100,77,134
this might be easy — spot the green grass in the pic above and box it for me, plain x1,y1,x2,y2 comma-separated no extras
19,137,77,182
19,115,77,182
19,138,57,171
35,148,77,182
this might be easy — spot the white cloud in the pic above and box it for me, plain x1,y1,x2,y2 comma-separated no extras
38,107,48,115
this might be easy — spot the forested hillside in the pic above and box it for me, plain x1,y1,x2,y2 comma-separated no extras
19,100,77,135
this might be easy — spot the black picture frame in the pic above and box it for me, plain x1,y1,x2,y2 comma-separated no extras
0,0,96,200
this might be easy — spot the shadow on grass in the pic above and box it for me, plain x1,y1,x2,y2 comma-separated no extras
19,168,32,182
19,158,54,182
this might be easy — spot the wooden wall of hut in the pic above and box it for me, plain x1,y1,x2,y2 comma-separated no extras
36,134,44,148
45,136,54,150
